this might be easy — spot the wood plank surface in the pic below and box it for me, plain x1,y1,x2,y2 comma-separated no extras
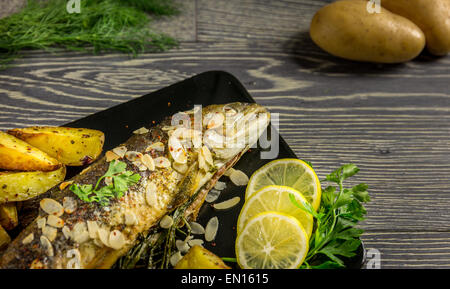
0,0,449,268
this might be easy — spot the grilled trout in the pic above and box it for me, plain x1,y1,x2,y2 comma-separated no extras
0,102,270,269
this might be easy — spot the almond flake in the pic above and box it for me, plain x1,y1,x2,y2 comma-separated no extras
170,251,183,267
159,215,173,229
189,222,205,235
124,211,138,226
112,146,127,158
106,150,120,162
205,217,219,242
125,151,143,162
205,189,221,203
145,142,165,152
42,226,57,242
40,235,54,257
223,167,236,177
59,181,73,191
87,221,99,239
229,169,249,186
47,215,64,228
175,239,190,253
63,197,77,214
40,198,64,217
62,226,72,239
133,127,149,134
98,227,110,247
154,157,171,168
22,233,34,245
145,182,158,206
188,239,204,247
212,197,241,210
37,216,46,229
109,230,126,250
140,154,155,171
72,222,89,244
214,181,226,191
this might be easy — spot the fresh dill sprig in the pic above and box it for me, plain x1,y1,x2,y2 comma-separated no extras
0,0,179,68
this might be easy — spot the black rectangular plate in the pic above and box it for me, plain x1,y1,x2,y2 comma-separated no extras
64,71,365,269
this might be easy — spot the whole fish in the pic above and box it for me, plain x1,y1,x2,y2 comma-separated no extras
0,102,270,269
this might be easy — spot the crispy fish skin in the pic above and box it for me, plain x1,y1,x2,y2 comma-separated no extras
0,102,269,269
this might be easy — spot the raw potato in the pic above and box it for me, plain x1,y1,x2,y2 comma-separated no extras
310,0,426,63
174,245,231,269
0,225,10,250
0,131,60,172
8,127,105,166
0,166,66,203
0,203,18,230
382,0,450,56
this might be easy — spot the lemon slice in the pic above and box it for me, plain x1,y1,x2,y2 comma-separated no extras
235,211,309,269
246,159,321,211
237,185,313,238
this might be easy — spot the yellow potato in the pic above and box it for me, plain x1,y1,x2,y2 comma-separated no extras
310,0,426,63
0,225,10,250
382,0,450,56
0,131,61,172
175,245,231,269
0,203,18,230
0,166,66,203
8,126,105,166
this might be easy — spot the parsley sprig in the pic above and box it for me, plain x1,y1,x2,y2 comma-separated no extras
70,160,141,206
290,163,370,268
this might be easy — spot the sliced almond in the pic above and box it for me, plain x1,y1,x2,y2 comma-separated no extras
59,181,74,191
124,211,138,226
169,135,188,164
188,239,204,247
170,251,183,267
112,146,127,158
47,215,64,228
189,222,205,235
172,162,188,174
133,127,149,134
40,198,64,217
223,167,236,177
212,197,241,210
201,146,214,166
214,181,226,191
132,160,147,171
105,150,120,162
145,182,158,207
37,216,46,229
22,233,34,245
205,189,221,203
175,239,190,253
154,157,171,168
98,227,110,247
159,215,173,229
205,216,219,242
125,151,143,162
109,230,126,250
62,226,72,239
72,222,89,244
145,142,165,152
63,197,77,214
229,169,249,186
140,154,155,171
40,235,54,257
87,220,99,239
42,226,58,242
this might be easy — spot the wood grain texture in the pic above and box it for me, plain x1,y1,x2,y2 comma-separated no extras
0,0,449,268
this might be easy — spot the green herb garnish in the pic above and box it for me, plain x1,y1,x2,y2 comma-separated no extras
0,0,179,68
70,160,141,206
290,163,370,268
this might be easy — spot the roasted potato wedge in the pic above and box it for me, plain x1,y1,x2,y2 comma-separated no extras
175,245,231,269
0,166,66,203
8,126,105,166
0,203,18,230
0,131,61,171
0,225,11,250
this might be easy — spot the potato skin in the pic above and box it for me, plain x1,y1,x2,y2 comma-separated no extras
0,131,61,172
0,166,66,203
175,245,231,269
310,0,426,63
8,126,105,166
382,0,450,56
0,203,18,231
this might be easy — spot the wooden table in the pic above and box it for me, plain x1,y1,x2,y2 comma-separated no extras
1,0,449,269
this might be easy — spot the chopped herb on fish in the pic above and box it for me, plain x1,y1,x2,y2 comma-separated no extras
70,160,141,206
